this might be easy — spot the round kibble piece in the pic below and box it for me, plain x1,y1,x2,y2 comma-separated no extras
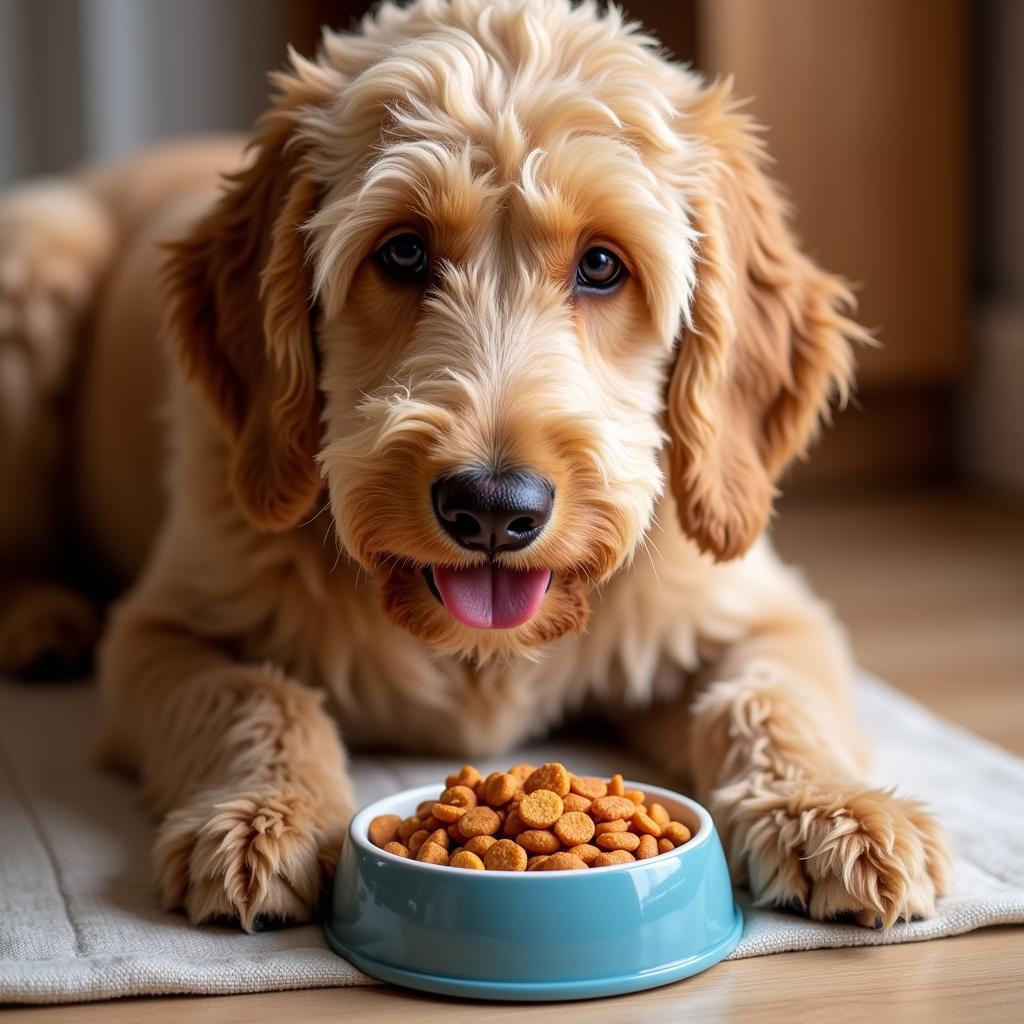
590,795,638,821
526,855,550,870
483,772,519,806
663,822,692,846
636,834,659,860
449,849,485,870
382,841,410,858
596,830,641,852
484,839,528,872
440,785,477,809
417,842,449,865
632,809,663,837
516,829,561,855
426,828,449,850
554,811,595,846
625,789,646,805
445,765,483,789
503,806,527,837
398,816,422,843
431,803,467,823
648,802,671,826
519,789,564,828
420,815,443,833
368,814,401,848
592,849,635,867
562,793,592,813
568,843,601,865
463,835,497,856
458,806,501,838
595,819,628,835
540,852,589,871
416,800,436,818
447,824,462,841
407,829,430,855
570,774,607,800
524,762,571,797
509,763,537,782
608,773,626,796
658,838,675,854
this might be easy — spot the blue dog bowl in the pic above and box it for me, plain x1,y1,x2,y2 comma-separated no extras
324,780,742,1001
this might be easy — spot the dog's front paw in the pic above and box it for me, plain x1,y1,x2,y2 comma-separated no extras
154,787,347,931
716,776,950,928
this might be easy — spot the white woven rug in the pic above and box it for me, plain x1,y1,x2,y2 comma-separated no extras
1,672,1022,1004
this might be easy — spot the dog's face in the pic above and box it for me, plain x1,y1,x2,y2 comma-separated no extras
166,0,860,661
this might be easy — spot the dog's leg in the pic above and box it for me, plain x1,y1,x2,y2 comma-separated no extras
0,179,114,676
634,565,950,927
98,598,354,931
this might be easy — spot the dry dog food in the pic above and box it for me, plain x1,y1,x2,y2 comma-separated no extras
368,762,693,871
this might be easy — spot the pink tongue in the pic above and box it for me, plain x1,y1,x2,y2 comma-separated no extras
432,564,551,630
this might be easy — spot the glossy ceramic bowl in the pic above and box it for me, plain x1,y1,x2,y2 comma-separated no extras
324,780,742,1001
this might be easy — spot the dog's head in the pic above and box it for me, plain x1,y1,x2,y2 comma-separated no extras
165,0,862,660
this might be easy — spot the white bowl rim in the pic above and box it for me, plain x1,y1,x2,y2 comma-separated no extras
347,779,713,878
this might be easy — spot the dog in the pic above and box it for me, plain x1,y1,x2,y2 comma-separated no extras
0,0,948,931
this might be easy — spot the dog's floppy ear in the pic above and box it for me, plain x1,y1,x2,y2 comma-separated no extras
163,93,324,531
666,84,864,561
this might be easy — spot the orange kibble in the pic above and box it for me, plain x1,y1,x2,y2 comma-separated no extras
398,816,422,843
524,762,571,797
420,815,443,833
663,822,692,846
463,834,498,856
568,843,601,865
562,793,592,813
595,819,628,835
570,774,608,800
425,828,449,850
636,834,659,860
432,803,468,823
648,802,671,826
590,796,638,822
445,765,483,789
516,829,561,855
526,855,550,871
592,850,635,867
458,806,502,838
407,829,430,855
440,785,478,808
382,841,410,858
632,809,663,838
503,805,527,837
519,789,564,828
509,763,537,782
417,842,449,865
608,773,626,797
539,852,588,871
449,849,485,870
484,838,528,871
554,811,596,846
625,790,646,805
658,838,675,854
596,831,641,852
416,800,436,818
483,772,519,806
368,814,402,848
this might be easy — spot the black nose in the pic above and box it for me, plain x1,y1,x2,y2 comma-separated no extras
432,470,554,553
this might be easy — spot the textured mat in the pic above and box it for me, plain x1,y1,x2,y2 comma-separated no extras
1,672,1022,1004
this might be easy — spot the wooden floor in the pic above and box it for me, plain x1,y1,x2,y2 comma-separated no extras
9,489,1023,1022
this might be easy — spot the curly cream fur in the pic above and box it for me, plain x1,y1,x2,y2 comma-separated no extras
0,0,946,931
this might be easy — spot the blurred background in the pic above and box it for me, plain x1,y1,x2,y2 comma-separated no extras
0,0,1020,748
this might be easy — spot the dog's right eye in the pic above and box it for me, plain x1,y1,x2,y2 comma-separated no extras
375,232,429,282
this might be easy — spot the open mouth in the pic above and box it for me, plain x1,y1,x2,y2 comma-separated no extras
423,564,553,630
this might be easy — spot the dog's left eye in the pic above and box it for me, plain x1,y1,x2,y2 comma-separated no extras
576,247,625,291
375,232,429,282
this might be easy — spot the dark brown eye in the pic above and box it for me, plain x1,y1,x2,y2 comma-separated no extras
375,232,428,282
576,246,625,291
